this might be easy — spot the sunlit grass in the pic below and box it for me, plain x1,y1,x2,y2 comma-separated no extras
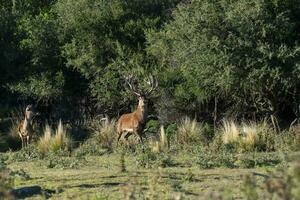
175,117,203,146
37,120,71,155
221,120,239,145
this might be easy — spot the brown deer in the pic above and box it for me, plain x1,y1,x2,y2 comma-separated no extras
18,105,36,148
117,75,158,144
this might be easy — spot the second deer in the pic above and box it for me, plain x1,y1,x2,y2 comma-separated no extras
117,75,158,144
18,105,37,148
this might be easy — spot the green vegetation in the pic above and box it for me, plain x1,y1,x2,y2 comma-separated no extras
1,0,300,199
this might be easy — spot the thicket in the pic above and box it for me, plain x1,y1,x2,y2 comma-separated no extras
0,0,299,127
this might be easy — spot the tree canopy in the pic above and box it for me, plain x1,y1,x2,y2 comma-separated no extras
1,0,299,125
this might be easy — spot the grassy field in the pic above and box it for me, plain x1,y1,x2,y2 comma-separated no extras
6,153,271,200
1,118,299,199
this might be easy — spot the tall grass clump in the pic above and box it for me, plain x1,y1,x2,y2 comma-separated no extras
8,108,24,139
79,118,117,153
150,125,168,153
37,120,71,155
220,120,275,152
275,125,300,152
221,120,239,145
93,118,116,150
51,120,71,152
37,123,52,155
174,117,205,148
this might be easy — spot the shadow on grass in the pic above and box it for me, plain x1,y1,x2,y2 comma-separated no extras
12,185,57,199
77,182,125,189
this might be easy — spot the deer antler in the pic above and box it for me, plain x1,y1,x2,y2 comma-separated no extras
124,74,158,96
144,75,158,95
124,74,141,96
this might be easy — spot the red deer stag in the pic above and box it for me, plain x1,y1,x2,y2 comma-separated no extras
18,105,36,148
117,75,158,144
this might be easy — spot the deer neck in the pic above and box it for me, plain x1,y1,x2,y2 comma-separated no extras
136,103,147,123
23,113,33,129
23,116,29,130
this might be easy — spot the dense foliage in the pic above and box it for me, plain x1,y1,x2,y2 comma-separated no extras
1,0,299,126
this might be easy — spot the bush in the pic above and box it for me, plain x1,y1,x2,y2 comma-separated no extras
145,120,160,135
74,139,109,157
37,123,52,155
197,148,283,169
235,153,283,168
8,145,41,162
197,150,236,169
135,147,175,168
46,154,81,169
165,123,177,141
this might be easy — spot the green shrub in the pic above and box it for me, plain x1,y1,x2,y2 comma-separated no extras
145,120,160,134
197,149,283,169
165,123,177,138
197,150,235,169
235,153,283,168
74,140,108,157
135,148,157,168
252,122,275,152
135,147,175,168
46,153,82,169
8,145,41,162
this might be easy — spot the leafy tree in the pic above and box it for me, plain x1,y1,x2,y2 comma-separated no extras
54,0,179,115
147,0,300,124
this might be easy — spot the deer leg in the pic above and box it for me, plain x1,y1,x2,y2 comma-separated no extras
137,127,144,144
26,135,30,146
23,136,27,147
124,132,132,140
117,132,123,146
138,134,143,144
124,132,133,147
21,137,24,148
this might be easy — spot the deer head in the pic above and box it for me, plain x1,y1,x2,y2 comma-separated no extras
25,105,39,121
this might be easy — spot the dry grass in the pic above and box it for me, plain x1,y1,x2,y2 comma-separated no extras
37,120,71,154
37,123,52,155
50,120,71,153
89,118,117,149
150,125,168,153
8,108,24,139
175,117,203,146
221,120,275,152
241,122,259,148
221,120,239,144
